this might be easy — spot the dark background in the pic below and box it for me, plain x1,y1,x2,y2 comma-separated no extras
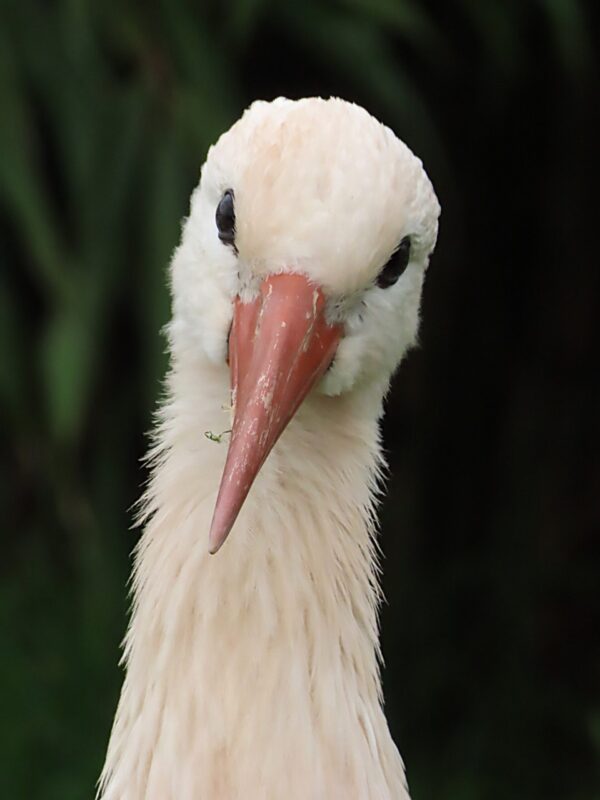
1,2,598,798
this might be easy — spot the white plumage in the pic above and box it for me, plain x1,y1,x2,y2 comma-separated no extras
99,97,440,800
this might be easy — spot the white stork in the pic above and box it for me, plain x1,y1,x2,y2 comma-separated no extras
99,97,440,800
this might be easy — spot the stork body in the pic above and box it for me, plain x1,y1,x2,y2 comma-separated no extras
99,98,439,800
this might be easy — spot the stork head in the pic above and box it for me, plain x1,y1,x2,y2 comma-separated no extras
170,97,440,552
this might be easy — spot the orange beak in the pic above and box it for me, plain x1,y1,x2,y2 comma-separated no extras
208,273,342,553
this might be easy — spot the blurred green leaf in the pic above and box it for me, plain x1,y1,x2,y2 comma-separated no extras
0,28,71,301
340,0,451,61
0,273,28,421
137,126,182,401
229,0,272,44
284,3,446,163
458,0,526,78
537,0,592,77
41,304,95,444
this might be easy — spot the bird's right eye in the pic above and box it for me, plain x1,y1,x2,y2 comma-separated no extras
216,190,236,246
376,236,411,288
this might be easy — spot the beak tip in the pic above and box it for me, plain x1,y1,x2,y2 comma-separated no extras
207,534,222,556
208,519,230,555
208,540,222,556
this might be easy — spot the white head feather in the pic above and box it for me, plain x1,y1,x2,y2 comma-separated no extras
100,97,440,800
172,96,439,396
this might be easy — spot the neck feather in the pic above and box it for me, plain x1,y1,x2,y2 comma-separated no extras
99,355,409,800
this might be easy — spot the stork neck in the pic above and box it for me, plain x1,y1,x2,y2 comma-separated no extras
100,361,408,799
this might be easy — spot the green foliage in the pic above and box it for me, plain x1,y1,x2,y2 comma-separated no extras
0,1,595,798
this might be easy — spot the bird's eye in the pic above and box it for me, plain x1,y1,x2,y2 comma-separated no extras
216,189,235,246
377,236,411,288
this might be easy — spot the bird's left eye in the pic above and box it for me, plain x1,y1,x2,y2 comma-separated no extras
377,236,411,288
216,189,236,246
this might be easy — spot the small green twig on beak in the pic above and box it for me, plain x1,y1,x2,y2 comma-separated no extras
204,429,232,444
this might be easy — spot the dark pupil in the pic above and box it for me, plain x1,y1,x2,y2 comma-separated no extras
377,236,411,288
216,190,235,245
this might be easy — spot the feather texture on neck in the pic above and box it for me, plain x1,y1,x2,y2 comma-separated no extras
98,351,409,800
